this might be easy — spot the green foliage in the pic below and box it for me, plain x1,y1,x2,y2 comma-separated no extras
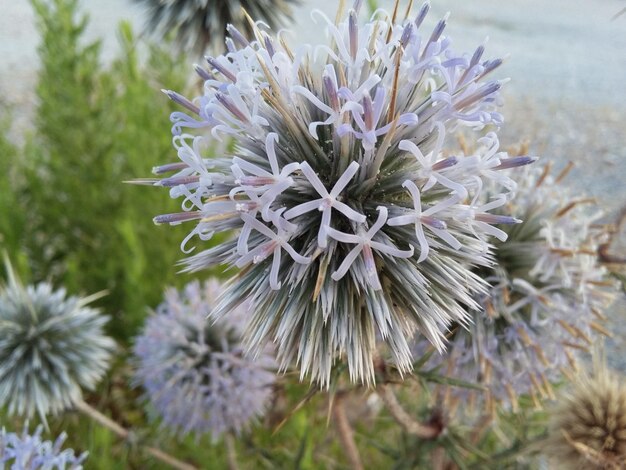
18,0,205,341
0,113,29,277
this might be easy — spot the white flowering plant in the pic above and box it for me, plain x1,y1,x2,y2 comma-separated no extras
146,0,535,387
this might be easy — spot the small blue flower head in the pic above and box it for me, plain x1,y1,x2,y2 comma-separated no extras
0,425,88,469
413,162,618,413
133,280,276,440
146,0,535,386
0,258,115,420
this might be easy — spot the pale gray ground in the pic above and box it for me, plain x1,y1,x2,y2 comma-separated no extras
1,0,625,367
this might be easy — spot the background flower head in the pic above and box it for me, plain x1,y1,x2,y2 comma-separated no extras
0,258,115,420
147,1,535,386
413,160,617,413
545,358,626,469
133,0,297,55
133,280,276,440
0,425,87,469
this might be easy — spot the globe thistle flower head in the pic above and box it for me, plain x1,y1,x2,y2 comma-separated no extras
413,161,617,413
133,0,297,55
133,280,276,440
546,361,626,469
148,0,535,387
0,259,115,420
0,425,88,469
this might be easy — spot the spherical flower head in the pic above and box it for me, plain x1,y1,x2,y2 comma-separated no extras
133,280,276,440
0,425,88,469
147,1,534,386
133,0,297,55
545,362,626,469
413,162,617,412
0,260,115,420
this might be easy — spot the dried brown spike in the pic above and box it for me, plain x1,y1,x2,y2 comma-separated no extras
536,161,553,187
555,161,575,183
546,363,626,469
385,0,401,43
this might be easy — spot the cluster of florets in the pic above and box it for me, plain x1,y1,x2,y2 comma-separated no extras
0,425,87,469
146,1,535,386
0,261,115,419
133,281,276,440
414,162,616,412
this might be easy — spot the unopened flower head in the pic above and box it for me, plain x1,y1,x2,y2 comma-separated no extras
413,162,617,411
0,259,115,420
0,425,87,469
133,0,297,55
147,1,534,386
545,361,626,469
133,280,275,439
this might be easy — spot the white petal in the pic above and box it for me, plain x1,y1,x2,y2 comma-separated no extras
429,226,462,250
402,179,422,212
265,132,280,175
232,157,272,177
330,161,360,197
240,213,277,240
331,245,363,281
318,207,332,248
387,214,417,226
282,242,312,265
326,226,362,244
300,162,329,197
367,206,388,237
270,246,282,290
237,223,252,255
292,85,334,115
333,201,367,223
283,199,323,220
370,241,414,258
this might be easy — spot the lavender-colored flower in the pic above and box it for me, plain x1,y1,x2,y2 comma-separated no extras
146,1,534,386
0,259,115,420
0,425,87,469
133,280,275,439
133,0,297,55
413,163,617,412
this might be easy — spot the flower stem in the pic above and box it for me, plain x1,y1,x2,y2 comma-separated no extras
332,393,364,470
377,384,442,439
225,433,240,470
76,400,197,470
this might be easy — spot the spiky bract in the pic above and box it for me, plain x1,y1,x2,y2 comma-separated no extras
413,163,616,411
0,261,115,419
133,0,297,55
149,1,534,386
0,425,87,469
546,363,626,469
133,280,275,439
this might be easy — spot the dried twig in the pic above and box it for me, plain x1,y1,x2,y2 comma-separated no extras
332,393,364,470
76,400,197,470
225,433,240,470
377,384,442,439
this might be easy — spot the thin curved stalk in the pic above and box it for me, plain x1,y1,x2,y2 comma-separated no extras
332,393,364,470
75,400,197,470
377,384,442,439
